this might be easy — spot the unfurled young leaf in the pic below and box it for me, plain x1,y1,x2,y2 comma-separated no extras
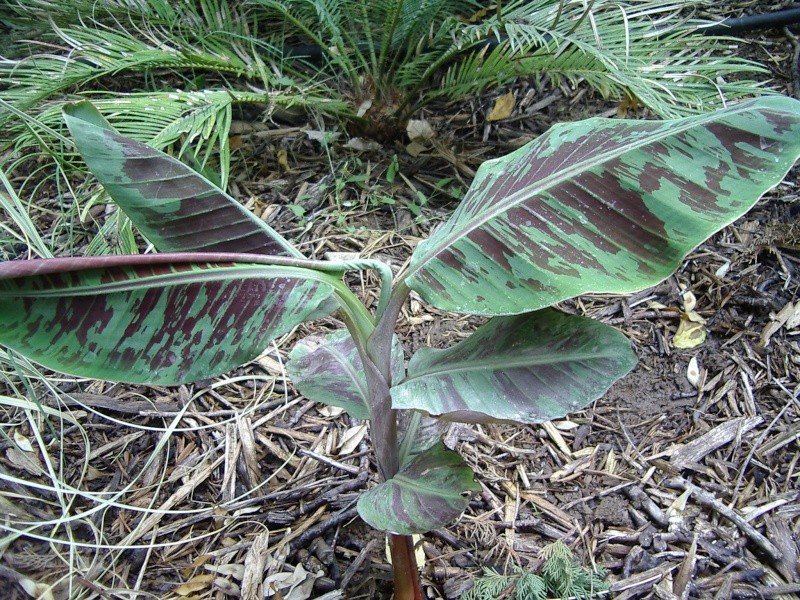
0,254,337,384
63,102,301,257
391,310,636,424
404,97,800,315
357,441,480,535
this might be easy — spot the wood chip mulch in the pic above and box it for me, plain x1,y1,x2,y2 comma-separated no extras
1,2,800,599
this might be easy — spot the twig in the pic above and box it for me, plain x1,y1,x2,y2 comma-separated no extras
340,538,379,590
731,381,799,503
663,477,782,562
292,505,360,550
624,485,669,528
292,471,369,518
745,583,800,597
298,448,362,475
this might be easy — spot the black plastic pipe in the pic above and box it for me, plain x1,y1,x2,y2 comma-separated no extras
702,6,800,35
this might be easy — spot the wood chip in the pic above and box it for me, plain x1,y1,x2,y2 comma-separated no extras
238,415,262,489
759,301,800,347
669,416,763,469
541,421,573,458
242,529,271,600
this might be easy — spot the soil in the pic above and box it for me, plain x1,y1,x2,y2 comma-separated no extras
1,2,800,600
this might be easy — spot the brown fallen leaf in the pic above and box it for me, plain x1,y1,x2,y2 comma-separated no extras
487,91,515,121
172,574,215,596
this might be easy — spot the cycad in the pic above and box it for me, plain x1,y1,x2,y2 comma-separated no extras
1,0,766,178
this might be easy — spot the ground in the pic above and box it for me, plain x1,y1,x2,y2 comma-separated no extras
1,2,800,600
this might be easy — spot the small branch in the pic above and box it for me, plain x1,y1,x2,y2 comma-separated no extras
624,485,669,528
292,505,360,550
340,538,379,590
663,477,782,562
297,448,363,475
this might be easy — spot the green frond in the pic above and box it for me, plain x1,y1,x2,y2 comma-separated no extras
0,1,347,195
0,165,53,260
513,569,547,600
383,0,479,60
462,568,517,600
464,545,608,600
538,541,609,599
83,206,138,257
434,43,528,99
0,0,772,160
433,0,767,117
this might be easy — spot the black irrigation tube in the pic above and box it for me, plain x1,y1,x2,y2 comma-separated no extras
702,6,800,36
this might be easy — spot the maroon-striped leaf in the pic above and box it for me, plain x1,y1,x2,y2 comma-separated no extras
287,329,404,420
404,97,800,315
63,101,301,257
357,441,480,535
391,310,637,423
0,254,337,383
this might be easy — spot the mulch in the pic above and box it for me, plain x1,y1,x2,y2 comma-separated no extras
1,1,799,599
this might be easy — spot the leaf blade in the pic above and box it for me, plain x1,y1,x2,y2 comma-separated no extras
391,310,637,423
289,330,371,419
357,441,480,535
405,97,800,314
63,101,301,257
287,330,404,420
0,255,337,384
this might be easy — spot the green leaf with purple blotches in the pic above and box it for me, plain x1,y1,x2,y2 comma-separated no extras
391,309,636,424
0,254,337,384
63,101,301,257
357,441,480,535
405,97,800,315
287,330,404,420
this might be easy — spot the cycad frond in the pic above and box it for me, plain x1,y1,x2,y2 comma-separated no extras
1,18,275,114
0,0,771,153
0,1,346,188
434,0,766,117
0,164,53,260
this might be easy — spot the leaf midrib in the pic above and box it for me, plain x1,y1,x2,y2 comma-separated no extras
405,349,619,381
0,265,337,297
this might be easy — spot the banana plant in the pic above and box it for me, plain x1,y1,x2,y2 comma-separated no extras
2,98,800,599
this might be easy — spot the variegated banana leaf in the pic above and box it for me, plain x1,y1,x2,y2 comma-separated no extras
357,441,480,535
63,102,301,257
404,97,800,315
397,410,448,465
0,254,337,384
287,330,405,420
391,310,636,423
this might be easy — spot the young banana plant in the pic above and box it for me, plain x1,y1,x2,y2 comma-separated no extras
2,97,799,599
